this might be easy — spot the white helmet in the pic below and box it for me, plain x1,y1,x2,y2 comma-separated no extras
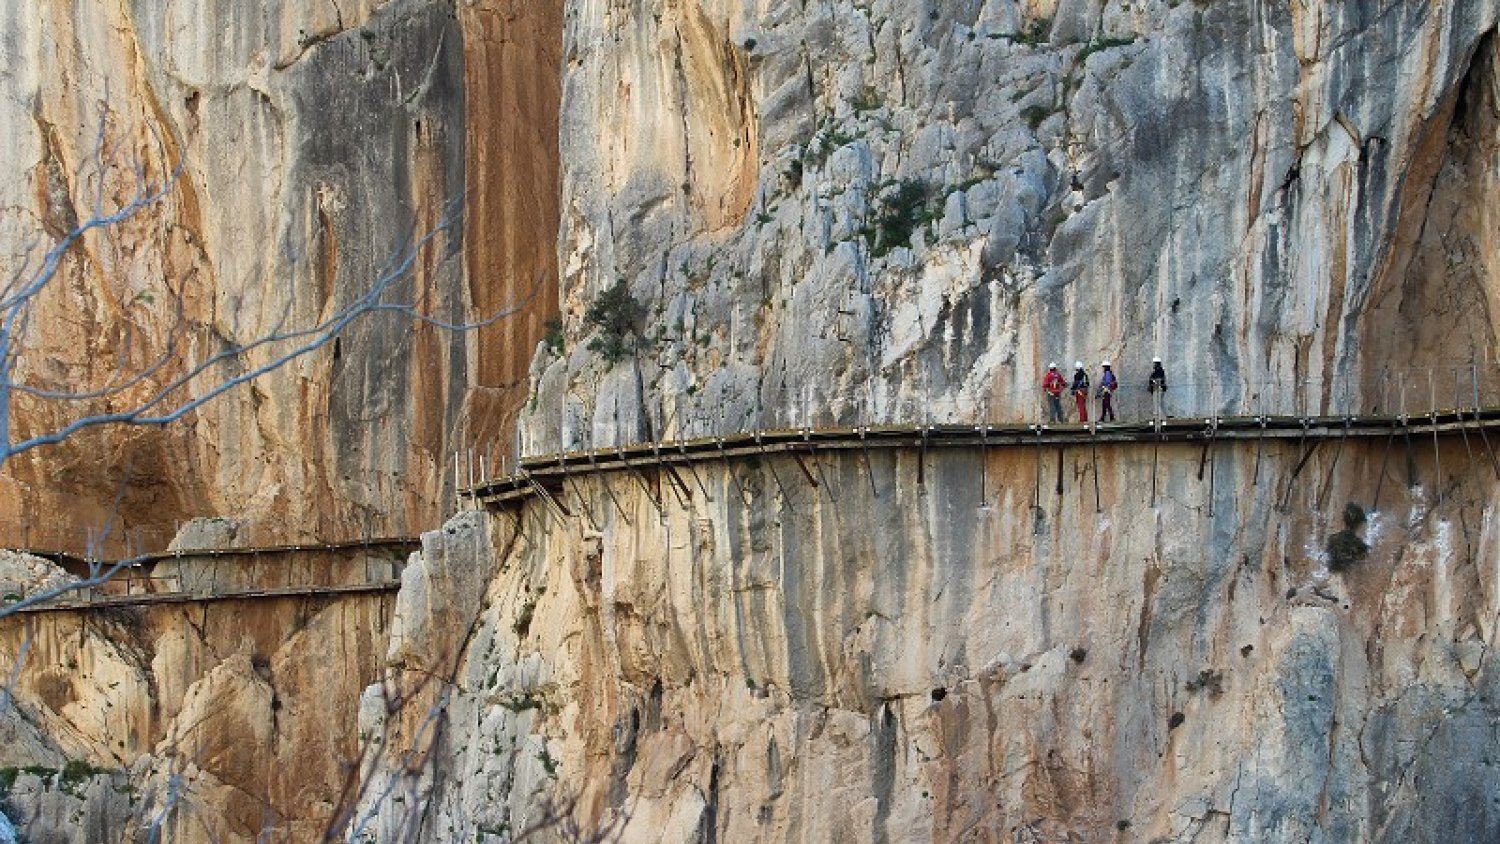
1074,360,1084,369
1152,356,1162,363
1101,360,1111,367
1048,362,1057,369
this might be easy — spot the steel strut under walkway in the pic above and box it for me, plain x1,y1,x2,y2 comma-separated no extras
464,409,1500,509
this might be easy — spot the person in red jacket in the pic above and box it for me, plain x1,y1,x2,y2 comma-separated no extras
1071,361,1090,422
1042,363,1066,423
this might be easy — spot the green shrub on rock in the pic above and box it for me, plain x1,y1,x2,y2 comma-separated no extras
584,281,645,364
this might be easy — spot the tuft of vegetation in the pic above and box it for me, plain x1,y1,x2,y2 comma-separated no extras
499,693,542,714
783,159,803,191
1020,104,1056,131
1184,668,1224,697
803,124,858,168
11,765,58,790
1011,17,1053,45
864,179,940,257
512,598,537,638
60,760,102,796
537,747,559,778
850,88,882,113
584,280,645,365
543,316,564,357
1327,502,1369,572
1076,36,1137,65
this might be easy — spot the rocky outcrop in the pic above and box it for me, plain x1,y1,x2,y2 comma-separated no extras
0,584,395,843
0,552,77,605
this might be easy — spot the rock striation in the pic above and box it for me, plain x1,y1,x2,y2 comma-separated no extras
358,438,1500,842
0,0,560,542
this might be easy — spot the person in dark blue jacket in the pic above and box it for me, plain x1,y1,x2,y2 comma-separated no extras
1098,361,1118,421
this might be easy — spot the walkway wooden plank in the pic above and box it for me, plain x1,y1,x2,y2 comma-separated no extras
125,537,420,565
3,537,420,570
9,581,403,614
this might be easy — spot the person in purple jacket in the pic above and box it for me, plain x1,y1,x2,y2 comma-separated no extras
1098,361,1118,421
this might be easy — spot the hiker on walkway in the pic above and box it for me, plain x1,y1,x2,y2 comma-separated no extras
1072,361,1090,422
1042,363,1066,423
1098,361,1118,421
1148,357,1168,418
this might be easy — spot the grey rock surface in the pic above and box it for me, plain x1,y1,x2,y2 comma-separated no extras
524,0,1500,451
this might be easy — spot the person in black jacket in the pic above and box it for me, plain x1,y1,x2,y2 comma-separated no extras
1071,361,1090,422
1147,357,1168,418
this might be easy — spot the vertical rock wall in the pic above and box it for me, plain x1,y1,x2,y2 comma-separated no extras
0,0,561,541
458,1,565,450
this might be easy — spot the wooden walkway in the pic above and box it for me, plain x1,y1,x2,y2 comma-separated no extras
465,408,1500,509
9,581,402,614
2,538,418,615
19,537,421,570
13,408,1500,614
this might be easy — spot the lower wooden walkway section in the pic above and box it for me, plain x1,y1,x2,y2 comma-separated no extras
3,538,418,616
10,581,402,614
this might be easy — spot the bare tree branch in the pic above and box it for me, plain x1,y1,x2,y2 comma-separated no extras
1,107,543,475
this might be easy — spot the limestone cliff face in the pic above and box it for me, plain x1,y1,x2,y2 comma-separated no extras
6,0,1500,842
361,440,1500,842
523,0,1500,449
0,0,560,541
352,0,1500,841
